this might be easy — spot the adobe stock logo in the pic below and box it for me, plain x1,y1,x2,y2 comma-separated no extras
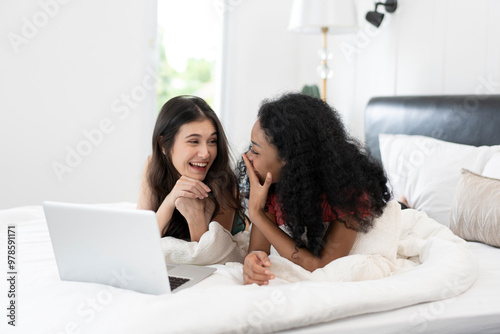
7,0,73,54
51,67,158,182
51,120,116,183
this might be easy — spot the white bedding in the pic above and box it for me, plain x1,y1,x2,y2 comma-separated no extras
283,241,500,334
161,200,402,283
1,201,494,334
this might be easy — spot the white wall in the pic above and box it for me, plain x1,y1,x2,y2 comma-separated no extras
0,0,157,209
2,0,499,209
220,0,300,154
351,0,500,138
222,0,500,146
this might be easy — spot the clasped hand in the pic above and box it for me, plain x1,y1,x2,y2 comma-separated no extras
167,176,215,225
175,196,215,226
243,251,275,285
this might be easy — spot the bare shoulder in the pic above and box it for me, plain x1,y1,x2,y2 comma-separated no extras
144,154,153,169
212,204,236,231
137,155,153,210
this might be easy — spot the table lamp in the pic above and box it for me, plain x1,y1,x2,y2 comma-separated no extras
288,0,358,101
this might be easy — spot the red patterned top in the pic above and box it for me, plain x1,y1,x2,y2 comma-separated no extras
265,193,370,226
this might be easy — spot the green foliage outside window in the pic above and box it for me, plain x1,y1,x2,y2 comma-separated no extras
156,28,215,112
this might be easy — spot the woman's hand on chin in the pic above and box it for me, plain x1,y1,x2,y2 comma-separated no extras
241,153,272,218
165,175,211,208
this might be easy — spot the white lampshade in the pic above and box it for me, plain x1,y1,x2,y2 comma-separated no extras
288,0,358,34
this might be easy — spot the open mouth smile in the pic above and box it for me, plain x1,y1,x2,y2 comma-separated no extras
190,162,208,168
189,162,209,172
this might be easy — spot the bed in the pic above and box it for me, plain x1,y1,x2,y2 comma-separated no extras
1,95,500,334
282,94,500,333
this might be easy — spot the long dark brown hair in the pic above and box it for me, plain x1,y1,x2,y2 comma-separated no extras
148,95,244,239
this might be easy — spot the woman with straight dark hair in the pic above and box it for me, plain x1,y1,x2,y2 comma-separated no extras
137,95,245,242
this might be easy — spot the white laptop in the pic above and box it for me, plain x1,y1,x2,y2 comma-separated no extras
43,201,216,294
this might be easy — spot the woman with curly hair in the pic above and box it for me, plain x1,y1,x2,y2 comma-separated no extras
241,93,390,285
137,95,246,242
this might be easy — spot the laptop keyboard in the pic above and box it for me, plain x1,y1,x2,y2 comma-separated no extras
169,276,190,291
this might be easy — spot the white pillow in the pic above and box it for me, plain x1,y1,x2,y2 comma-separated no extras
482,152,500,179
379,134,500,226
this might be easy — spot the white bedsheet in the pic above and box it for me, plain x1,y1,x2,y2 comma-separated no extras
0,203,486,334
282,241,500,334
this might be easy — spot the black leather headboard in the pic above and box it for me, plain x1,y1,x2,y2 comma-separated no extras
364,95,500,161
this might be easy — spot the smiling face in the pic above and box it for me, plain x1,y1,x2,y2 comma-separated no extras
246,119,285,184
170,119,217,180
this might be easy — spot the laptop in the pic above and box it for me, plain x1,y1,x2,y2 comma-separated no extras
43,201,216,295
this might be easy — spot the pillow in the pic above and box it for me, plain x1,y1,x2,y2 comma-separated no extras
449,169,500,247
379,134,500,226
483,152,500,179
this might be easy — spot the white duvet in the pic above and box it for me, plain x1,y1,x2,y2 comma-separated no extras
0,201,478,334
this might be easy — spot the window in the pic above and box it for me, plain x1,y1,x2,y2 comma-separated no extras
156,0,223,111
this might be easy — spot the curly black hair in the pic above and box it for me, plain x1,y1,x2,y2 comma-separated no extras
239,93,391,257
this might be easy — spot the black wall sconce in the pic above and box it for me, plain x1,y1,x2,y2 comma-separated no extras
366,0,397,28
